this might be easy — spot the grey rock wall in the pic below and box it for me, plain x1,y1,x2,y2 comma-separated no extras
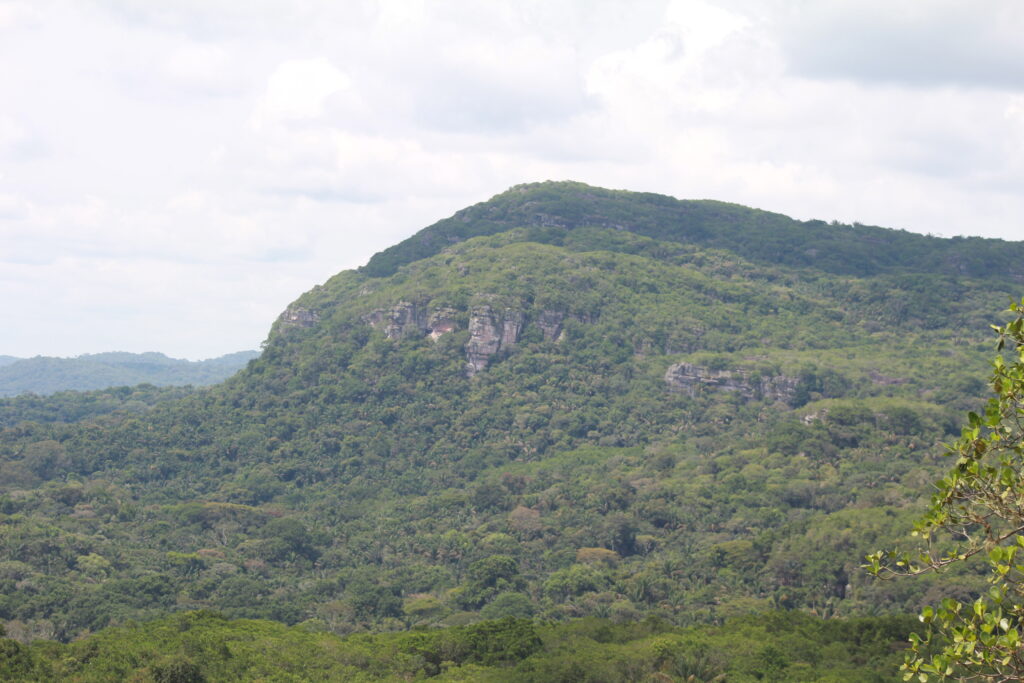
664,362,798,404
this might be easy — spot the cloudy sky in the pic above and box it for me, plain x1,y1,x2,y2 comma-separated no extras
2,0,1023,359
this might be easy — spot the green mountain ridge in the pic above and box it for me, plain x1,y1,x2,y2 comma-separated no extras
0,183,1014,663
0,350,258,398
363,180,1024,283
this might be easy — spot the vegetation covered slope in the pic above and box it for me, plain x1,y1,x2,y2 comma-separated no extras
0,384,196,429
0,609,914,682
0,351,257,398
363,180,1024,284
0,184,1016,647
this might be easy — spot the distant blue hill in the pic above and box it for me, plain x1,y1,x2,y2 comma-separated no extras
0,350,259,397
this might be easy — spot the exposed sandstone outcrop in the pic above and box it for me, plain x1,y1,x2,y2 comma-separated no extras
364,303,461,341
363,301,427,340
466,306,502,376
362,299,593,376
428,308,458,340
465,305,525,376
501,309,525,347
279,306,320,328
536,310,565,341
664,362,798,404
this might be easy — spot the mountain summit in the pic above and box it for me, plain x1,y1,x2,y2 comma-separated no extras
363,180,1024,282
0,182,1015,640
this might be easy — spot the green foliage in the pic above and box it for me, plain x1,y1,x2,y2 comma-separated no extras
480,593,534,620
361,181,1024,286
868,300,1024,680
0,610,914,681
0,351,256,398
457,556,524,609
0,183,1010,643
0,383,193,428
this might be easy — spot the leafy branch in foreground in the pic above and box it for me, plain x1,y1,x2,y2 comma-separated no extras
867,299,1024,681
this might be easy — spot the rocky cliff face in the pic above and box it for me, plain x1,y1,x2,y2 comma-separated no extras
465,305,523,376
536,310,565,341
364,303,462,342
428,308,458,341
501,310,525,348
664,362,798,404
364,299,593,376
363,301,428,340
280,306,321,328
463,306,598,376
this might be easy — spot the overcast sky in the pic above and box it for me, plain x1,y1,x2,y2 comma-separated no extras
2,0,1023,359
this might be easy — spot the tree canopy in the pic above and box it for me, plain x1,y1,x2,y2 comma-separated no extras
0,183,1015,664
868,299,1024,680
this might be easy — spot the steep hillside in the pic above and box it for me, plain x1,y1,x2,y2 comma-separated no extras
0,350,258,397
0,184,1014,642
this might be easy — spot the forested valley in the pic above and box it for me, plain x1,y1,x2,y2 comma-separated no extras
2,182,1021,681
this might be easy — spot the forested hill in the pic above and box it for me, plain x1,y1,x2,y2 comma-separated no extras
0,350,257,397
363,180,1023,282
0,182,1018,661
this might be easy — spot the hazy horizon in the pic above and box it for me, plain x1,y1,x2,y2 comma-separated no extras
3,0,1023,359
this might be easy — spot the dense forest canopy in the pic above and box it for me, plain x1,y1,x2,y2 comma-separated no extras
0,610,915,681
0,351,257,398
0,182,1018,679
362,181,1024,284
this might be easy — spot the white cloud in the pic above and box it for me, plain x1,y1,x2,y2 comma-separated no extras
159,42,242,95
664,0,750,57
773,0,1024,89
0,192,31,221
2,0,1023,358
0,115,45,160
253,58,352,127
0,116,26,149
0,0,40,31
